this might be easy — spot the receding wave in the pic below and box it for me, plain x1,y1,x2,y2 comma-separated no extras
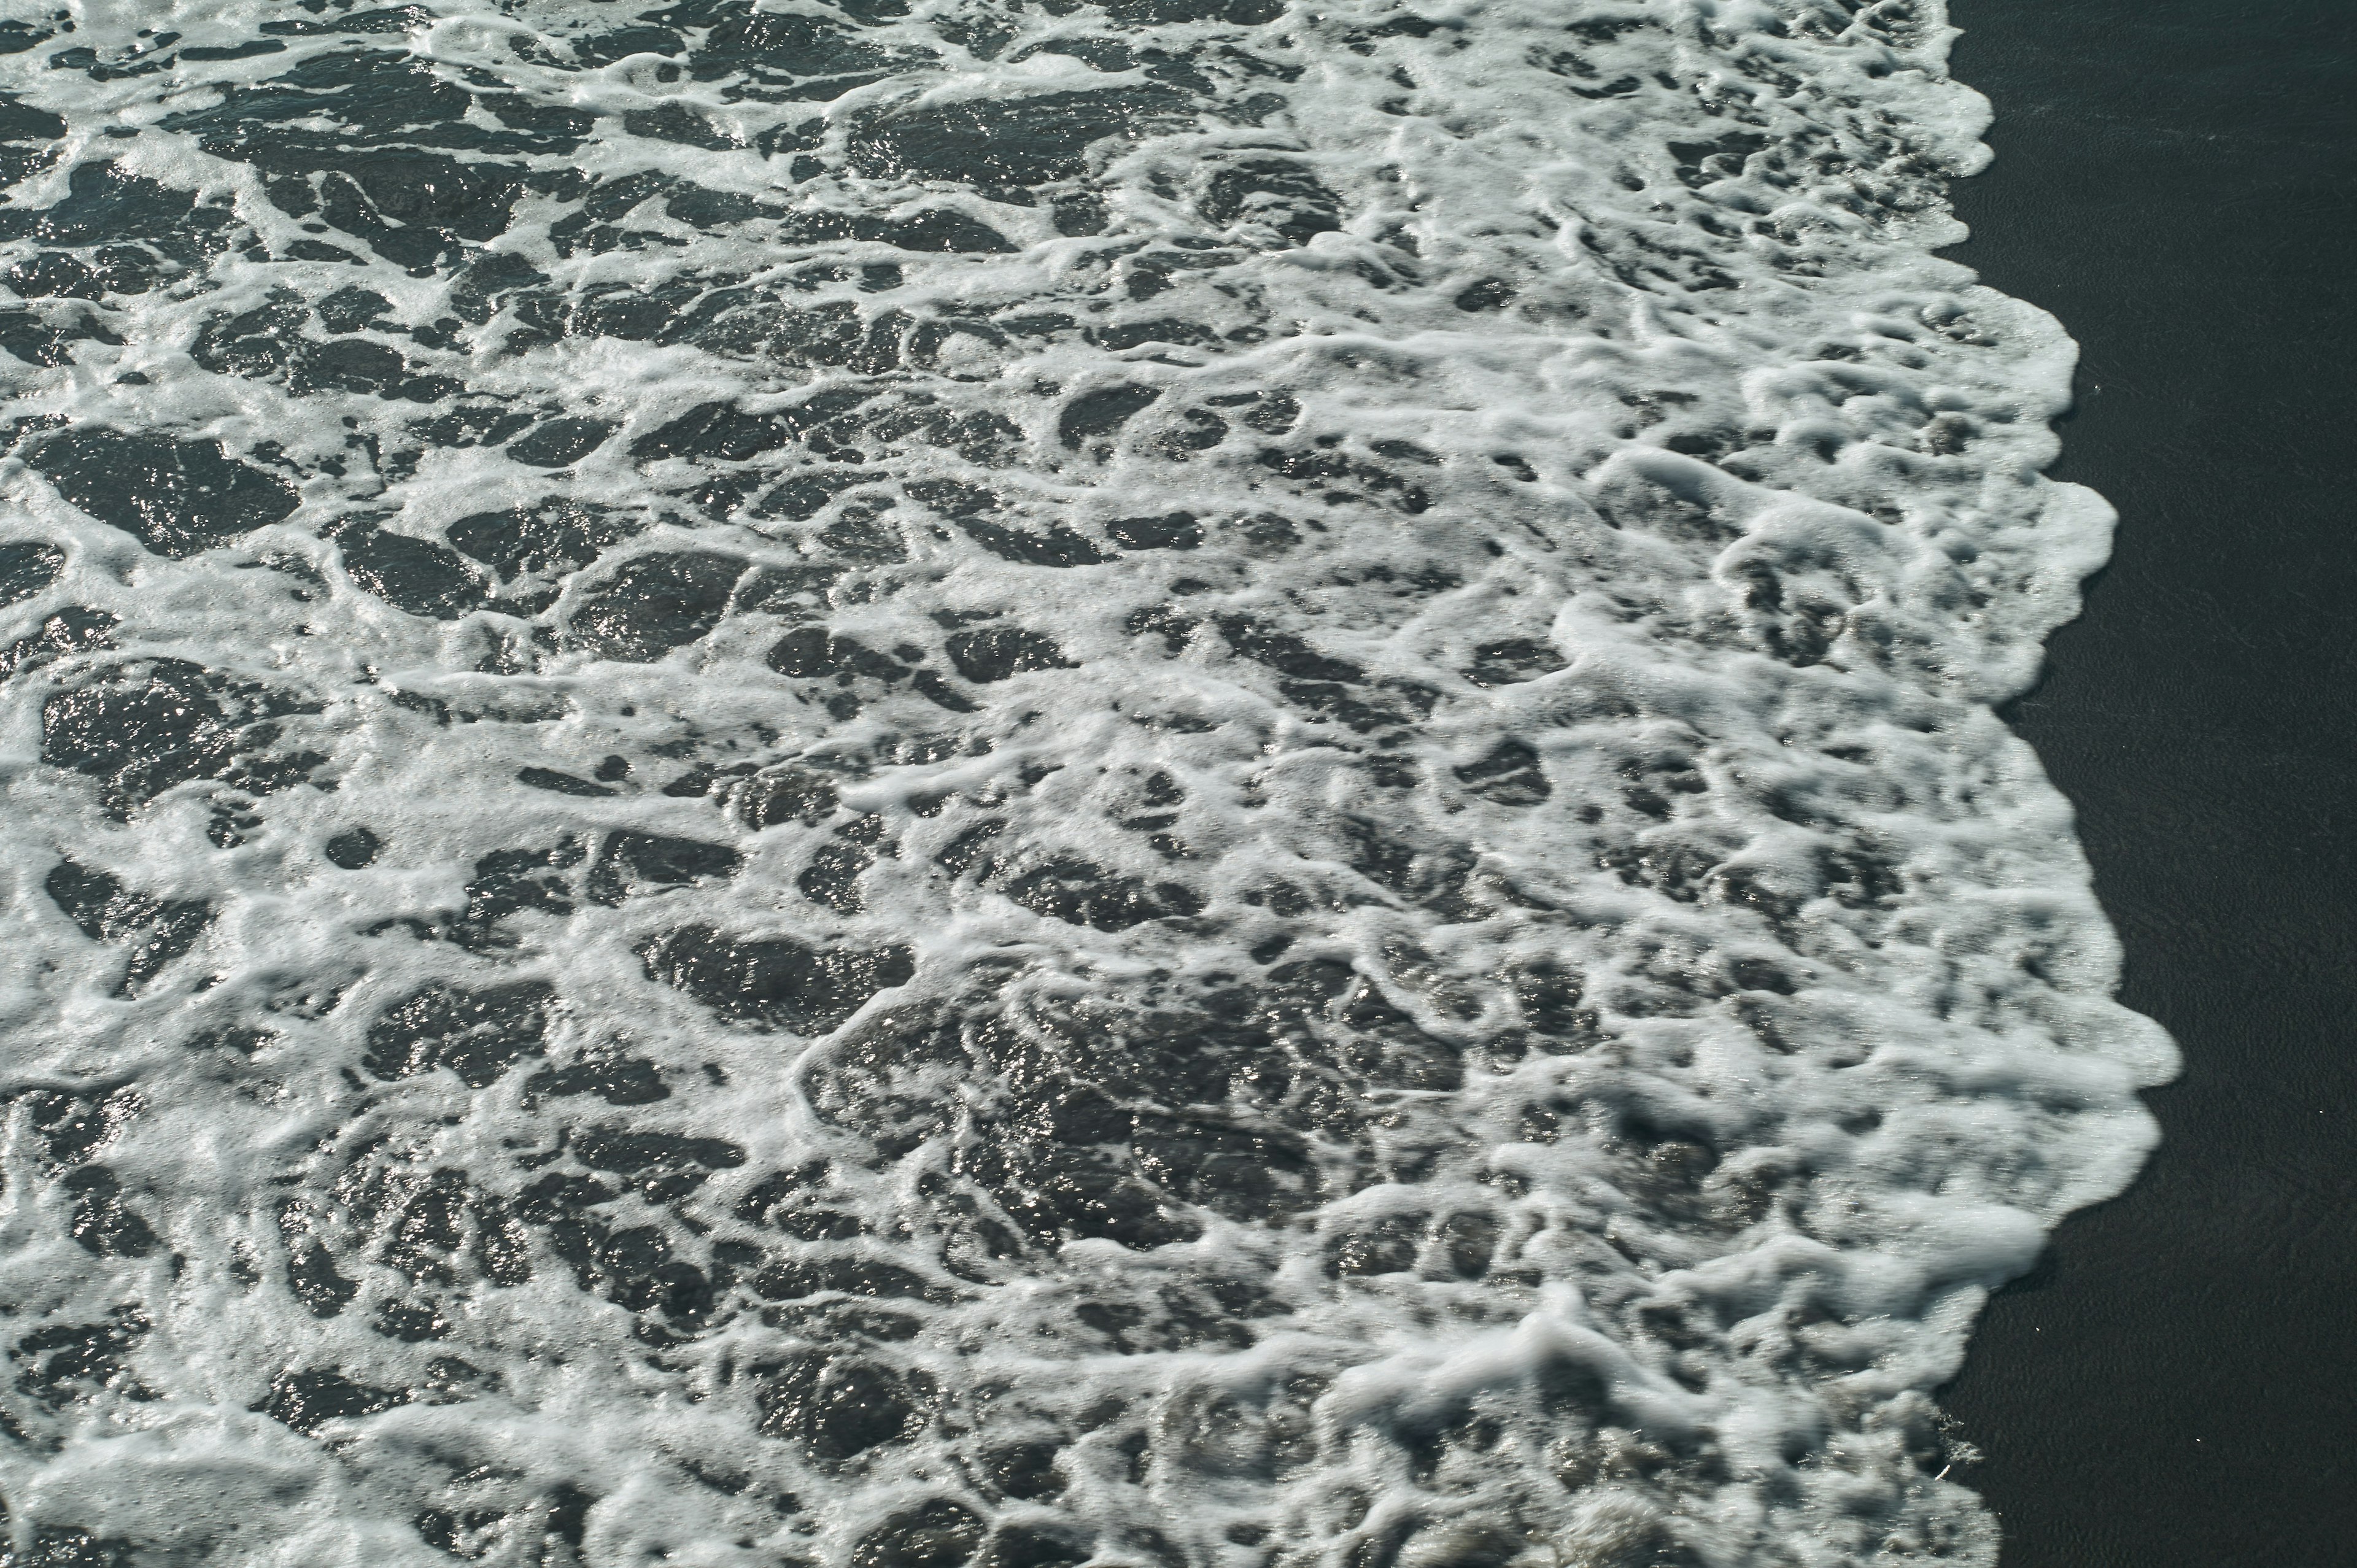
0,2,2172,1565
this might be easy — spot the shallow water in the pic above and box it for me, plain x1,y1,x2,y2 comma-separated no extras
0,3,2172,1565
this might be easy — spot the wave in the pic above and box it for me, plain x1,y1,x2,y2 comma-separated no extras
0,2,2172,1565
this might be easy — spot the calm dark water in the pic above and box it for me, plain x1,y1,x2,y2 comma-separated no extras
1941,3,2357,1564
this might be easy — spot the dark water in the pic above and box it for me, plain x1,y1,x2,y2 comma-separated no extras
1940,2,2357,1564
0,3,2176,1565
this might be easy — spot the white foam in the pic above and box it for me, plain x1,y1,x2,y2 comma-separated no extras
0,1,2172,1564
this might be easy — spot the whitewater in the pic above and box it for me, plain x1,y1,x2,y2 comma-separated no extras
0,1,2174,1564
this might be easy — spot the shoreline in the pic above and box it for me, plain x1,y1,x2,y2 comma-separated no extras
1937,3,2357,1564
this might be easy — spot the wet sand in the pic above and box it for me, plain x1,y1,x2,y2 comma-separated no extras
1937,3,2357,1564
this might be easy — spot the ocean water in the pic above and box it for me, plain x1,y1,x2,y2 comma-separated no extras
0,2,2176,1565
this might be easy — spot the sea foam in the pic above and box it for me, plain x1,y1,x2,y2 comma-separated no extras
0,2,2171,1564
